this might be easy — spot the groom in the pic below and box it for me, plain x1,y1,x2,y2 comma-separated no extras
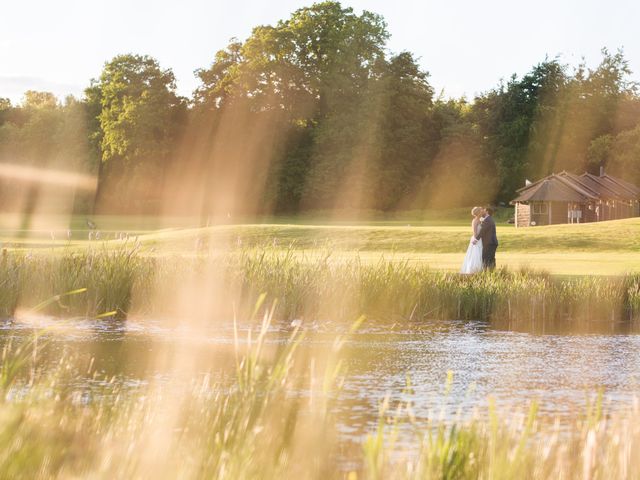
472,206,498,270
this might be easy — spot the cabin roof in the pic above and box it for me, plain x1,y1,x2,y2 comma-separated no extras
511,171,640,204
600,174,640,197
576,173,629,200
511,175,595,203
556,172,602,198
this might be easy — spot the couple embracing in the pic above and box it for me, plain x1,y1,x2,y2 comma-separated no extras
460,206,498,274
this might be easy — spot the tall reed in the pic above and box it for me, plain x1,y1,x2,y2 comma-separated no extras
2,246,640,329
3,303,640,478
0,300,349,478
232,250,640,330
362,386,640,479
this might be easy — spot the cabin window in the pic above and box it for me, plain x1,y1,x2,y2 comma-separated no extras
532,203,548,214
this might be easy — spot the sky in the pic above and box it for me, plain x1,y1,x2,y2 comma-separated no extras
1,0,639,104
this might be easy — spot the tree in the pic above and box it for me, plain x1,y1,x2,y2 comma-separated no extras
0,92,93,225
192,1,392,213
373,52,435,210
273,2,390,209
196,2,388,116
586,134,613,171
22,91,58,109
587,126,640,185
473,59,568,202
0,98,10,109
194,40,243,109
88,54,185,212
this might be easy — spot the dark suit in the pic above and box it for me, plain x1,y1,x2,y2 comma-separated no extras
474,215,498,270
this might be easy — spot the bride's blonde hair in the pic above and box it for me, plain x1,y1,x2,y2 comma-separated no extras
471,206,483,217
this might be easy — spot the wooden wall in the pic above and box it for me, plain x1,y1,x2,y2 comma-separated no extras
516,199,638,227
582,204,598,223
529,201,552,226
515,203,530,227
550,202,569,224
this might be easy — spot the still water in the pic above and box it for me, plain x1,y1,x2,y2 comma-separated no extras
2,317,640,444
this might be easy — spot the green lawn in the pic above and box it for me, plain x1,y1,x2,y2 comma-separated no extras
0,212,638,275
131,217,640,275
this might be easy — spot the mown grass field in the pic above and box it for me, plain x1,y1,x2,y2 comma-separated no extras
0,211,638,275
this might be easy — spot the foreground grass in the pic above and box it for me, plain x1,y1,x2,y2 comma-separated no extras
0,308,342,478
364,390,640,480
2,309,640,479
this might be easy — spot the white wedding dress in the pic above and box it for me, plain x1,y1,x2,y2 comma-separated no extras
460,220,483,274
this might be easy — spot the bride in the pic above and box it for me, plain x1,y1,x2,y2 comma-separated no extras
460,206,484,274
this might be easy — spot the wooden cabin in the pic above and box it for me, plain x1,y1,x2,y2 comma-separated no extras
511,169,640,228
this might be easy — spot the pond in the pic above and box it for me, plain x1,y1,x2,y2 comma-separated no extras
2,316,640,460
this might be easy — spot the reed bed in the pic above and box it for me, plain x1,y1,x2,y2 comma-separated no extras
2,305,640,479
0,305,342,478
364,391,640,480
0,246,148,319
234,250,640,329
1,246,640,330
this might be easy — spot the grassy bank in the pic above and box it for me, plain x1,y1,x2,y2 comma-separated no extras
2,247,640,330
1,213,640,275
4,210,639,256
132,217,640,255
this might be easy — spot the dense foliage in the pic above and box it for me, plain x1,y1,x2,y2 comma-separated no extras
1,1,639,215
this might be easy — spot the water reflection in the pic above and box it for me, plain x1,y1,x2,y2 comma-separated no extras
2,317,640,445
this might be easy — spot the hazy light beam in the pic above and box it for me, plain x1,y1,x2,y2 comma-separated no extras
0,163,97,191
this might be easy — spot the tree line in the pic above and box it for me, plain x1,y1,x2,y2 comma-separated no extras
1,1,639,217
